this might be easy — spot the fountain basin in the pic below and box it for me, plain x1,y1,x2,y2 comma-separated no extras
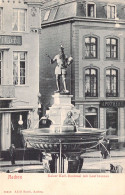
21,128,105,153
21,127,105,173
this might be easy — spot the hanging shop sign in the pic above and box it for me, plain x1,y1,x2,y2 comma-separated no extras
100,101,125,108
0,35,22,45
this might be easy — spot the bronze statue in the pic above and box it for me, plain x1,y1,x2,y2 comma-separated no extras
48,45,73,93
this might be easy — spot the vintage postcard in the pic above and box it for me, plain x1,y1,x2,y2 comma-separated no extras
0,0,125,194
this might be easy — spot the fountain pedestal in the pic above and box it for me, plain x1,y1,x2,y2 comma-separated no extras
22,93,105,173
49,93,80,133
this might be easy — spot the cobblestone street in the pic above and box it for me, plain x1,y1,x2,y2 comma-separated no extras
1,148,125,173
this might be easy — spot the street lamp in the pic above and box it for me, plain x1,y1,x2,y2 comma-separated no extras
18,114,23,126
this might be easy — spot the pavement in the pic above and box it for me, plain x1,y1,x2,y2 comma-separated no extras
0,148,125,173
82,148,125,158
82,148,125,173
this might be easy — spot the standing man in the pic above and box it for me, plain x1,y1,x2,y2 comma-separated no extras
50,45,73,93
9,144,16,165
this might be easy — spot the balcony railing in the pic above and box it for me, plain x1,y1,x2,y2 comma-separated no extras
0,85,15,98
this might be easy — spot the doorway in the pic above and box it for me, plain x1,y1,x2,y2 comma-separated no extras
106,108,118,135
85,107,98,128
11,112,27,148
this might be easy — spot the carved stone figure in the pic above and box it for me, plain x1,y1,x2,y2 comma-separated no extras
49,45,73,93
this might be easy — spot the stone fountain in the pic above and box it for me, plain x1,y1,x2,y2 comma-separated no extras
21,93,105,173
21,45,105,173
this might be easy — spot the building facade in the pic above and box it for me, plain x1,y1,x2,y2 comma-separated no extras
0,0,41,154
40,0,125,145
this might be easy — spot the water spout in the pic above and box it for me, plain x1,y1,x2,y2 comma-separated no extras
82,115,93,128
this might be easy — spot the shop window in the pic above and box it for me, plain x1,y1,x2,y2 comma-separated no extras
85,68,98,97
87,3,96,17
12,9,26,32
13,52,27,85
106,108,118,136
107,5,116,19
0,8,3,31
106,38,118,59
43,10,50,21
0,52,3,85
85,107,98,128
85,37,97,58
106,69,118,97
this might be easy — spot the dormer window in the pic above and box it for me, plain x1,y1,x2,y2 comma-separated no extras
107,5,116,19
43,10,50,21
87,3,96,17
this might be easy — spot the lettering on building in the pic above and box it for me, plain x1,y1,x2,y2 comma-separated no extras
100,101,125,107
0,35,22,45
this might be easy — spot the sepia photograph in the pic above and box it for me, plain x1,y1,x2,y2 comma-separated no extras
0,0,125,194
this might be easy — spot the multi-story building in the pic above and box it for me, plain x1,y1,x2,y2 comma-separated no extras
0,0,41,156
40,0,125,146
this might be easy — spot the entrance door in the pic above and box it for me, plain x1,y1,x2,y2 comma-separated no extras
85,107,98,128
106,108,118,135
11,112,27,148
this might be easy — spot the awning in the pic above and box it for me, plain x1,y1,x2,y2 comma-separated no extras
0,48,10,51
0,106,34,113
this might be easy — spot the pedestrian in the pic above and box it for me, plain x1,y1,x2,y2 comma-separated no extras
77,157,84,173
100,139,108,159
9,144,16,165
39,150,43,162
107,139,111,154
115,165,123,173
110,164,116,173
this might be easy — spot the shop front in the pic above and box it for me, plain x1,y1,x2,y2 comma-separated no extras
100,100,125,144
0,108,32,151
79,100,125,145
106,107,118,136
